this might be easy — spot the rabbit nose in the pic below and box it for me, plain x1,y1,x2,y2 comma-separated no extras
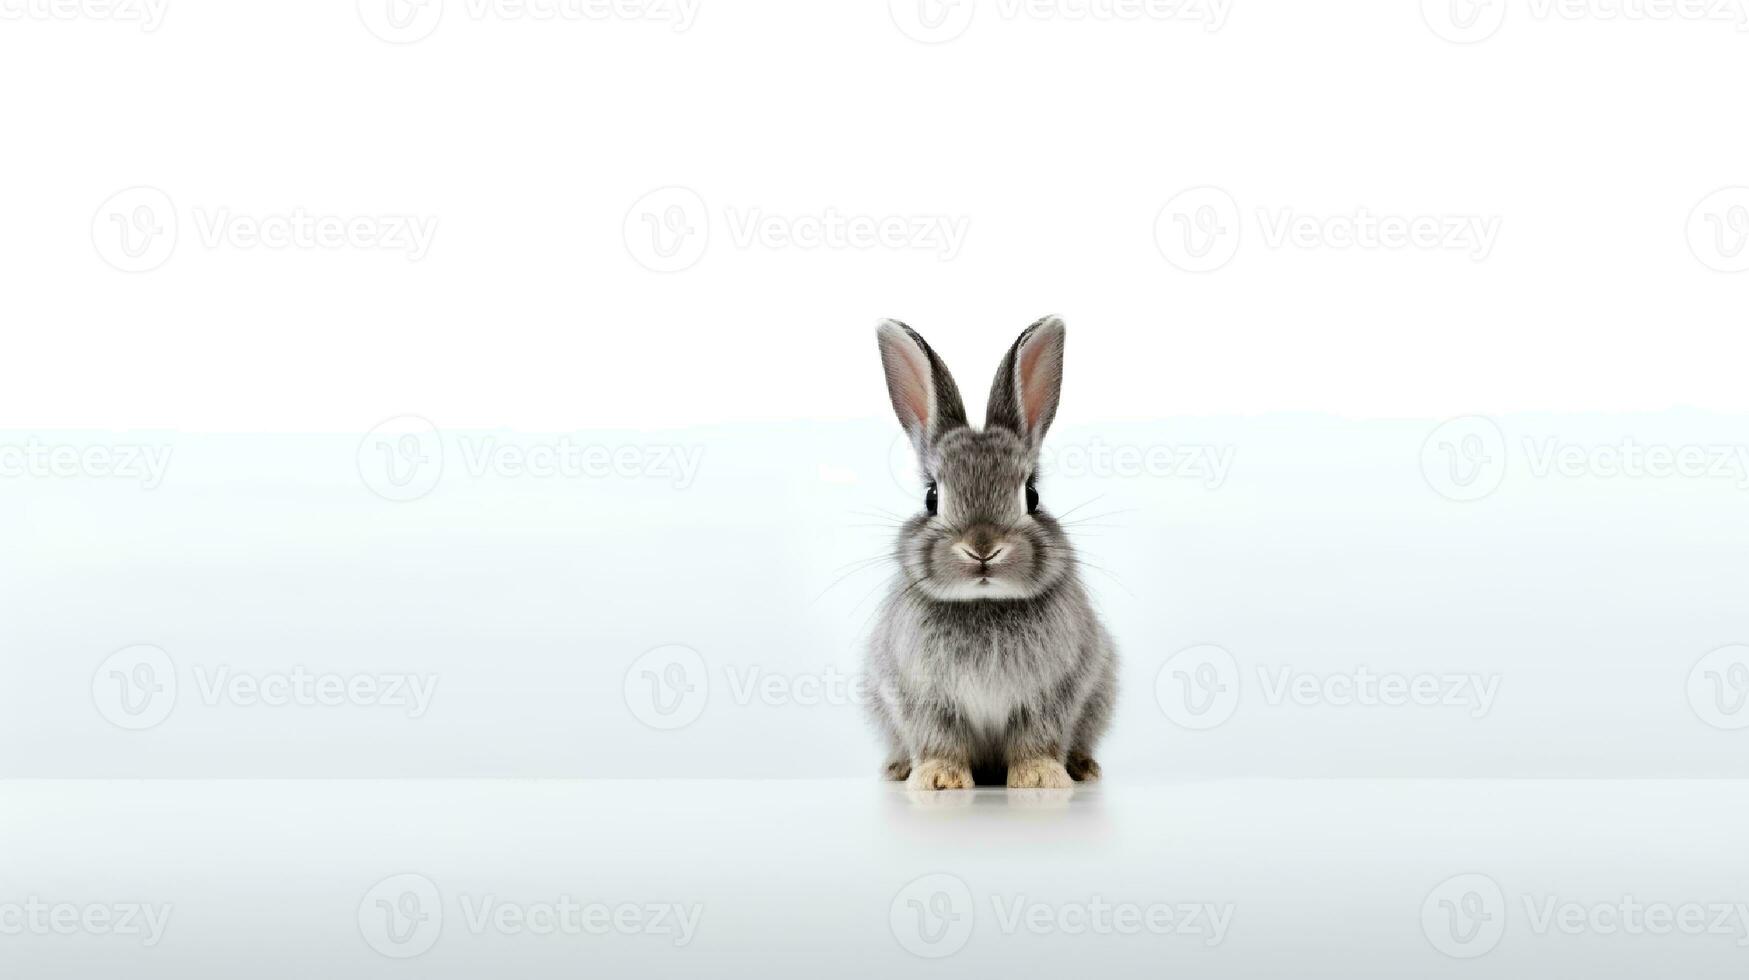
954,530,1006,565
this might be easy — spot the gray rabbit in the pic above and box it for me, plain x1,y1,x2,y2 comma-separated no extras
867,316,1117,790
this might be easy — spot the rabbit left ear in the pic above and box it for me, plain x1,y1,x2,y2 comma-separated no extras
986,316,1065,450
876,320,968,458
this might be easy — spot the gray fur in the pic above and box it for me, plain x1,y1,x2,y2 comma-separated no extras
867,316,1118,789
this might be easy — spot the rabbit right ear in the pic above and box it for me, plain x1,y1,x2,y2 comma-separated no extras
876,319,968,458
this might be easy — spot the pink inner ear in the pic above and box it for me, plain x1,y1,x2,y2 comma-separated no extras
892,343,933,433
1018,336,1052,431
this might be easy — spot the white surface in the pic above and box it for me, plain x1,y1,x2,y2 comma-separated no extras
3,778,1748,977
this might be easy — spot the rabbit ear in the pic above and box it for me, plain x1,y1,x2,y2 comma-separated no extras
986,315,1065,450
877,319,968,457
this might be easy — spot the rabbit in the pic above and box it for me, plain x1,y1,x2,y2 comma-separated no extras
866,315,1117,790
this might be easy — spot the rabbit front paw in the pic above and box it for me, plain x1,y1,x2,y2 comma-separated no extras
1007,758,1073,790
906,758,974,791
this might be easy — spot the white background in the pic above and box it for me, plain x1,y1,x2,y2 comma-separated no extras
4,1,1749,976
3,1,1749,431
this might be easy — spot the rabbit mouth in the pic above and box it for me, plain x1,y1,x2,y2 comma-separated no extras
927,568,1036,602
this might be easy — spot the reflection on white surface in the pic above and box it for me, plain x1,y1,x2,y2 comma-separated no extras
3,778,1747,977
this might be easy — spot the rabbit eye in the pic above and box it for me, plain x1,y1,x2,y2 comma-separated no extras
925,482,939,516
1025,482,1039,514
